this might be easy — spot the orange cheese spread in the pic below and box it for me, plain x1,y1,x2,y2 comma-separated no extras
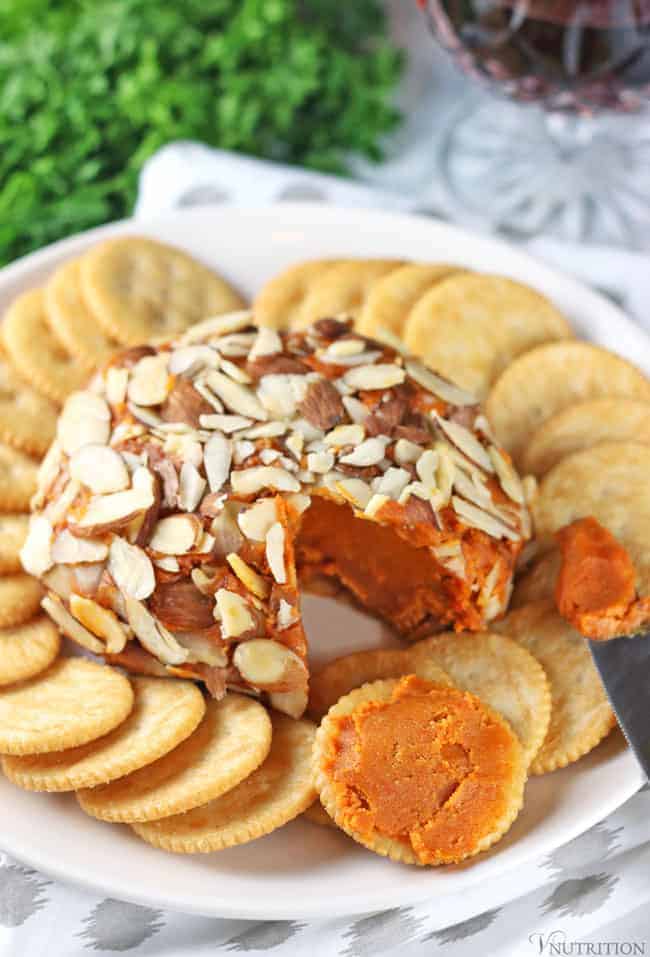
323,675,523,865
555,517,650,640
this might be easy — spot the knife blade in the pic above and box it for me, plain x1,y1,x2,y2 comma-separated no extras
589,631,650,780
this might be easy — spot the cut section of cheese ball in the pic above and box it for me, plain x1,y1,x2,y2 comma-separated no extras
23,313,531,717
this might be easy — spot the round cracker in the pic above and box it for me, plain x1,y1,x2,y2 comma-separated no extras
410,631,551,767
308,647,452,721
2,676,204,792
486,342,650,467
0,514,29,571
0,574,43,628
80,237,245,346
496,601,616,774
296,259,403,330
253,259,339,329
522,398,650,476
511,550,561,609
0,616,60,686
533,441,650,597
44,259,120,372
403,274,571,398
314,678,526,866
0,445,38,513
357,263,459,338
0,657,134,755
76,694,272,822
132,712,316,853
0,354,58,458
3,289,90,404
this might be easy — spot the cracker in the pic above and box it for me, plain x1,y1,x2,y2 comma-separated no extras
77,694,272,822
0,445,38,513
511,550,561,608
0,574,43,628
0,616,60,686
403,274,571,398
314,677,526,866
296,259,403,329
410,631,551,766
303,800,337,829
308,648,451,721
253,259,338,329
0,514,29,570
522,398,650,476
2,289,89,403
0,657,133,755
533,441,650,597
486,342,650,467
357,263,459,338
496,602,616,774
132,713,317,853
44,259,120,372
80,237,245,345
0,353,58,458
2,676,204,792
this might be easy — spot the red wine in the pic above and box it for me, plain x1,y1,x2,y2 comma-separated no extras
421,0,650,110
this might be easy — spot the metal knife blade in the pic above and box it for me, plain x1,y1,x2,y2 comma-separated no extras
589,631,650,780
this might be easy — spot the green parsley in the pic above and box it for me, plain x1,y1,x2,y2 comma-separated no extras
0,0,403,265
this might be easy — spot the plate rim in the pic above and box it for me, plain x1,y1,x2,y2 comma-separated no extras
0,203,645,920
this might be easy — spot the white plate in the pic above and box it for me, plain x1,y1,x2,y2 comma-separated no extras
0,205,645,921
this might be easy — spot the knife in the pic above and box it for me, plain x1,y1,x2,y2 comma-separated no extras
589,632,650,780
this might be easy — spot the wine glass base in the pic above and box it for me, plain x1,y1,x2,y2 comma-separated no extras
438,98,650,247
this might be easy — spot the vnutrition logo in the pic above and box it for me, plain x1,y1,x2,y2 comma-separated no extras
529,930,646,956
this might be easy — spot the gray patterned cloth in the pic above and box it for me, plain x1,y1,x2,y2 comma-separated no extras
2,143,650,955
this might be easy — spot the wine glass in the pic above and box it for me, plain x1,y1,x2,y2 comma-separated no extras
418,0,650,244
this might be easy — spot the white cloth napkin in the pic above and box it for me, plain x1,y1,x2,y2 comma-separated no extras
2,146,649,956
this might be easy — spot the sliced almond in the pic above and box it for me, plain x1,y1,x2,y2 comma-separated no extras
58,392,111,454
233,439,255,465
70,483,155,537
192,378,225,413
226,553,270,599
489,445,525,505
233,639,304,691
199,413,253,433
45,479,81,526
265,522,286,584
149,579,215,631
324,424,365,448
42,593,104,654
105,367,129,406
365,493,390,518
154,556,180,573
204,369,267,420
160,378,213,428
20,515,54,578
42,565,75,602
203,433,232,494
286,492,311,516
341,395,368,424
257,374,307,418
373,466,410,499
277,599,298,630
406,359,476,407
33,440,63,508
434,414,494,473
249,327,282,361
260,449,280,466
69,593,128,654
415,448,439,488
394,438,422,465
167,344,220,376
432,541,466,580
306,450,335,474
297,378,345,432
230,466,300,496
219,358,251,385
210,504,244,557
268,686,308,719
323,338,366,358
51,529,108,565
343,363,405,391
451,495,520,541
285,432,304,461
215,332,257,358
240,421,288,440
149,514,201,555
339,437,387,467
132,466,162,547
181,310,253,344
178,462,207,512
126,403,163,429
319,348,382,367
435,442,455,505
69,445,130,494
215,588,255,638
72,562,105,596
237,498,278,542
163,434,203,469
125,596,189,665
127,354,171,406
108,537,155,600
334,477,373,509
